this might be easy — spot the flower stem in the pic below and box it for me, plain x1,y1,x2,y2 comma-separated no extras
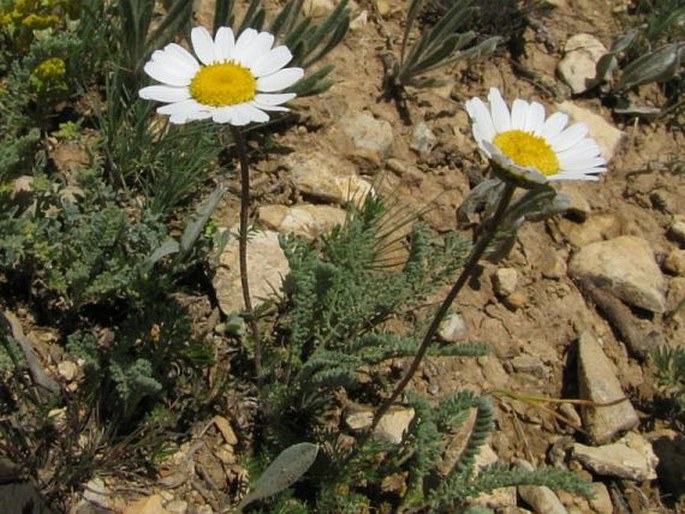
232,126,262,384
368,180,517,433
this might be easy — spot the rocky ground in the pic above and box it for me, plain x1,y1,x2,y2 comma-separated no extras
3,0,684,512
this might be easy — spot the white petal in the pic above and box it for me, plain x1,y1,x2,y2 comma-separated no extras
465,97,496,143
257,67,304,92
252,101,289,112
557,139,603,165
510,99,528,130
138,85,190,102
231,28,259,66
164,44,200,74
214,27,235,61
157,99,208,117
238,103,270,123
524,101,546,135
156,100,209,124
191,26,216,65
235,31,275,68
549,171,601,181
561,156,607,171
251,46,293,77
549,123,588,153
144,61,192,86
540,112,569,139
254,93,296,106
471,126,490,155
488,87,511,132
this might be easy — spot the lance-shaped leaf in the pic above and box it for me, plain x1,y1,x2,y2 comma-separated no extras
237,442,319,510
618,43,683,91
595,30,638,83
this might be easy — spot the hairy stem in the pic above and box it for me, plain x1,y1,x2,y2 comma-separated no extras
369,180,517,433
232,127,262,384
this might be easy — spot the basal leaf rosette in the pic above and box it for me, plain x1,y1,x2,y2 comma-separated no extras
465,88,607,188
139,26,304,126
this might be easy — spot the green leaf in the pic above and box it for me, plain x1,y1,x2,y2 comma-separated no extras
618,43,683,91
238,442,319,510
178,185,225,260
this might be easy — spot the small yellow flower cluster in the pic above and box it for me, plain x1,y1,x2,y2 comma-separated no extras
30,57,68,94
0,0,60,30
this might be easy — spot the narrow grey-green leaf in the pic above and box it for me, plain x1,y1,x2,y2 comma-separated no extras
178,184,225,258
147,239,180,266
238,442,319,509
618,43,681,91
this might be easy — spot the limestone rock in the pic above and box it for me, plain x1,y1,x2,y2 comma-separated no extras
555,101,625,161
343,405,415,445
588,482,613,514
285,151,373,206
213,230,290,315
258,204,346,239
556,213,621,248
438,312,468,342
557,34,607,94
341,112,394,158
512,355,546,379
122,495,171,514
83,477,112,510
569,236,666,313
668,217,685,246
577,331,639,444
663,248,685,276
410,122,438,158
494,267,518,297
302,0,335,17
516,459,568,514
573,432,658,481
471,445,517,509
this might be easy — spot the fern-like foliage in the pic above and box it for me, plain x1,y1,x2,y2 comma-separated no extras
272,195,469,407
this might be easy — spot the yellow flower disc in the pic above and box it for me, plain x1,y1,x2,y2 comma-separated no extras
189,62,256,107
493,130,560,176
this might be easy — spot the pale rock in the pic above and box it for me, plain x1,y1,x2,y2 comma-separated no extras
165,500,188,514
376,407,415,444
540,251,567,280
122,495,170,514
503,291,527,310
588,482,613,514
258,204,346,240
438,312,468,342
285,151,374,206
556,183,592,220
302,0,335,17
512,355,546,379
577,331,639,444
11,175,34,200
516,459,568,514
58,360,78,381
341,112,394,158
410,122,438,158
83,477,111,509
343,406,414,444
471,445,518,509
557,213,621,248
213,230,290,315
494,267,518,296
569,236,667,313
479,355,509,389
213,416,238,445
573,432,658,481
667,277,685,316
557,34,607,94
350,10,368,30
555,101,625,161
668,217,685,246
663,248,685,276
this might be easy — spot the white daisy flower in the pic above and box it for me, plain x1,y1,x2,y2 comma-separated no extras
139,26,304,126
465,87,607,186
